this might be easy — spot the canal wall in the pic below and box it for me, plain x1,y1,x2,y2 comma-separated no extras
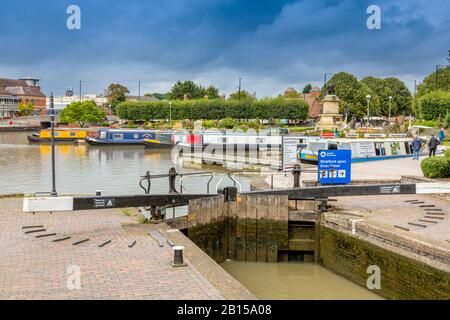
187,194,291,263
186,192,450,299
320,224,450,300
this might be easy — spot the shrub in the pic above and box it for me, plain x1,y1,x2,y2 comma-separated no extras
444,114,450,129
202,119,217,129
100,122,110,127
237,124,249,132
218,117,237,129
418,91,450,121
116,98,309,122
445,148,450,158
421,156,450,178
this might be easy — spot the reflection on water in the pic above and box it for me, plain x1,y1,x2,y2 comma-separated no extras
0,132,245,199
221,261,382,300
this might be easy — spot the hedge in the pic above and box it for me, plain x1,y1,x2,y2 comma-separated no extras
421,156,450,178
445,148,450,158
418,91,450,121
116,98,309,121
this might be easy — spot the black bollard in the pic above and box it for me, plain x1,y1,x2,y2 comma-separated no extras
171,246,187,267
292,164,302,188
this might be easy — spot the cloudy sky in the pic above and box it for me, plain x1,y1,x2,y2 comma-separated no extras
0,0,449,97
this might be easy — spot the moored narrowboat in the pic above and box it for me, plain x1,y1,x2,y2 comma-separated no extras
28,129,88,143
143,132,174,149
299,138,443,163
86,129,156,146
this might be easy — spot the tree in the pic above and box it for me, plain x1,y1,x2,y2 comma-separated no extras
59,100,106,127
361,76,412,116
320,72,379,119
106,83,130,108
204,85,220,99
166,80,216,100
18,102,34,116
417,66,450,97
228,90,255,100
302,84,312,94
418,90,450,120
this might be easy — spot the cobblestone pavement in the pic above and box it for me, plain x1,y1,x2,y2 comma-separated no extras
0,198,227,300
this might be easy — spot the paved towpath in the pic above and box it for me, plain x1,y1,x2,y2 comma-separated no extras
0,198,254,300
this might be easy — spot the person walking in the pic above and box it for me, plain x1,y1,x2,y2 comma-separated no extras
428,135,439,157
411,136,422,160
438,128,445,145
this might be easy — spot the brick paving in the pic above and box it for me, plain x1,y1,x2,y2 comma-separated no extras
0,198,230,300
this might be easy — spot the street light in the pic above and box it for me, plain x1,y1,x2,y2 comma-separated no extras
238,78,243,100
50,93,57,197
79,80,86,102
138,81,141,101
366,95,372,131
388,96,393,123
169,101,172,128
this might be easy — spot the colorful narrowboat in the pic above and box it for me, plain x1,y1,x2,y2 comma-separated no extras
85,129,156,146
299,138,442,163
143,132,174,149
28,129,88,143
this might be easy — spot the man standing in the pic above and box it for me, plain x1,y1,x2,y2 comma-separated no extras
428,135,439,157
411,136,422,160
438,128,445,145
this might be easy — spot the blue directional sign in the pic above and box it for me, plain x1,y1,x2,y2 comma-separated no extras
318,150,351,185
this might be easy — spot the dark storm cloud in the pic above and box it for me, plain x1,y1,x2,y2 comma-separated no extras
0,0,448,96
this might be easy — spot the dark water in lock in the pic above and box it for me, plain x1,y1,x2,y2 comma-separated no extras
221,261,382,300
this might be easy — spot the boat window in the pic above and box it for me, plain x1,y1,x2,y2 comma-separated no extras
256,138,266,144
113,134,124,140
100,131,107,139
309,142,328,153
54,132,60,137
374,142,386,156
404,142,412,154
69,132,76,137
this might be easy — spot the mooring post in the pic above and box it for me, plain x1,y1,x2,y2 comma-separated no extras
292,164,301,188
168,167,179,194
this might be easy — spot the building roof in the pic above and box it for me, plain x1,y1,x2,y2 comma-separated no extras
0,87,14,96
0,78,45,97
310,86,321,92
284,87,297,93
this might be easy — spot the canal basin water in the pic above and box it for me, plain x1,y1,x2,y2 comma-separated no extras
221,261,382,300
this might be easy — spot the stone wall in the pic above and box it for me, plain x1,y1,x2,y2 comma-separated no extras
320,225,450,300
187,194,289,263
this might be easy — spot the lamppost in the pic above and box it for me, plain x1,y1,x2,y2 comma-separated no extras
79,80,86,102
388,96,393,123
238,77,243,100
50,93,57,197
324,73,333,88
366,95,371,131
138,81,141,101
436,65,445,90
169,101,172,127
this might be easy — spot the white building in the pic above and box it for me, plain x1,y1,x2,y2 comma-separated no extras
47,92,109,110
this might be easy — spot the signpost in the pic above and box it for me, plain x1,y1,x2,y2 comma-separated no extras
318,149,351,185
282,136,300,170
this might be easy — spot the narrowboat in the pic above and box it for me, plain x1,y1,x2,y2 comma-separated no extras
86,129,156,146
27,129,87,143
143,132,174,149
299,138,441,163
